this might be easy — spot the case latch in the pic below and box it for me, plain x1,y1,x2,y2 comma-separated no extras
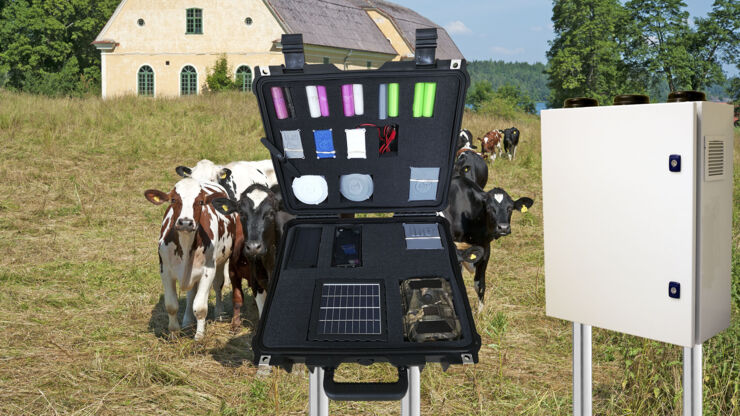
281,33,305,72
414,28,437,67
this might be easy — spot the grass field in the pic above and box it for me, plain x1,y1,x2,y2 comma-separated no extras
0,91,737,415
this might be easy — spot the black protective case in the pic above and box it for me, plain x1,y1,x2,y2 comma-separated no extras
250,30,481,395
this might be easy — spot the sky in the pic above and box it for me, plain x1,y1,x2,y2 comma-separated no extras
396,0,737,75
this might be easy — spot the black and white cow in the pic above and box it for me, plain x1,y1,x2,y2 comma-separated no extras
212,183,293,329
457,129,476,152
502,127,520,160
454,150,488,189
442,176,533,307
176,159,278,191
144,179,237,340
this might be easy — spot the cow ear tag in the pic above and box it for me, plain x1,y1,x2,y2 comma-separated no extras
521,206,528,213
153,195,160,202
469,253,477,260
220,173,227,179
221,204,230,212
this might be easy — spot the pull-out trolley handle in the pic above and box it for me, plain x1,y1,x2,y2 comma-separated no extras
322,366,409,401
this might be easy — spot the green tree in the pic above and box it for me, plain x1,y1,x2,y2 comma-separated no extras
466,80,495,111
545,0,632,107
0,0,118,96
205,55,236,92
494,84,536,114
624,0,739,92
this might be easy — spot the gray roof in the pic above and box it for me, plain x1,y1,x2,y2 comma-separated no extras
264,0,464,59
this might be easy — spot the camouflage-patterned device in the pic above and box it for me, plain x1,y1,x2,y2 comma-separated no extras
401,278,462,342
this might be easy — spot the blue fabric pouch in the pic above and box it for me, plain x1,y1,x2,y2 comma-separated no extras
313,129,336,159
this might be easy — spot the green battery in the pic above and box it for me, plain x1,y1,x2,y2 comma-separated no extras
388,83,400,117
412,83,425,117
422,82,436,117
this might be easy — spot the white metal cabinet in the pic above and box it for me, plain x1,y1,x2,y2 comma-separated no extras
541,102,732,347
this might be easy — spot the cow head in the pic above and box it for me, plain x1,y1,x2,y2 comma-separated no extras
212,183,279,258
145,178,217,233
484,187,533,237
175,159,223,182
454,152,478,182
457,129,476,150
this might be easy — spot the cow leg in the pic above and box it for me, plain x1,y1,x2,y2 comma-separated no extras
162,274,180,334
182,281,198,329
473,243,491,311
230,271,244,332
512,145,517,160
193,265,216,341
213,261,226,321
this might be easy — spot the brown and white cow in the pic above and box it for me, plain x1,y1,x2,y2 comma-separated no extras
478,130,503,162
144,178,238,340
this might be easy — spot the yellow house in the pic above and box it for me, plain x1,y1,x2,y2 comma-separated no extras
93,0,463,98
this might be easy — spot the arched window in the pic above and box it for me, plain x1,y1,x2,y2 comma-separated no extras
180,65,197,96
235,66,252,92
138,65,154,96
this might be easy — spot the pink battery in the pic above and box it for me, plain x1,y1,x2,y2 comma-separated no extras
317,85,330,117
341,84,355,117
271,87,289,120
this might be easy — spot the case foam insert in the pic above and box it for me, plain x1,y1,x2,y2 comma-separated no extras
260,218,474,351
257,69,465,214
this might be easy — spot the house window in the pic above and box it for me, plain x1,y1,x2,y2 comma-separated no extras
245,17,253,26
137,18,145,27
323,57,330,64
235,66,253,92
138,65,154,96
186,8,202,34
366,61,372,69
180,65,197,95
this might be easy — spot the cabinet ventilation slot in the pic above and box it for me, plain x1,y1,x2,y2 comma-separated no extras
704,139,725,181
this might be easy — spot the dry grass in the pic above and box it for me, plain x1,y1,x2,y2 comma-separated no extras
0,91,737,415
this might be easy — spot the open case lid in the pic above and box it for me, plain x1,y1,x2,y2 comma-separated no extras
253,29,469,215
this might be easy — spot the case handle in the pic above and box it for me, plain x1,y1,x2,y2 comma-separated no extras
260,137,300,177
322,366,408,401
281,34,305,72
415,28,437,67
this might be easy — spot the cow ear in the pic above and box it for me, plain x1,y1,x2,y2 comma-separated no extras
145,189,169,205
514,197,534,213
218,168,232,181
212,197,237,215
176,166,192,178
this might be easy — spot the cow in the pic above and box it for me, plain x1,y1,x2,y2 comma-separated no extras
442,176,533,308
176,159,278,189
457,129,476,152
212,183,293,330
144,179,238,340
454,150,488,189
477,130,503,162
502,127,520,160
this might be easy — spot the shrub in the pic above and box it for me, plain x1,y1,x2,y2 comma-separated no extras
205,55,236,92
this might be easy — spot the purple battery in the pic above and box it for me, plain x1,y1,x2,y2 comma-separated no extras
317,85,330,117
341,84,355,117
271,87,289,120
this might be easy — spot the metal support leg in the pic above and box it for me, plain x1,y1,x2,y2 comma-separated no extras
400,366,421,416
683,344,702,416
573,322,592,416
310,367,329,416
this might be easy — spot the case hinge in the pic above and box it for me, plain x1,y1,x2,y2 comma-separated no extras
281,34,305,72
415,28,437,67
394,212,438,218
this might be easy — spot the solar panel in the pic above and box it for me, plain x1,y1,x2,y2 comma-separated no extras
318,283,382,335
